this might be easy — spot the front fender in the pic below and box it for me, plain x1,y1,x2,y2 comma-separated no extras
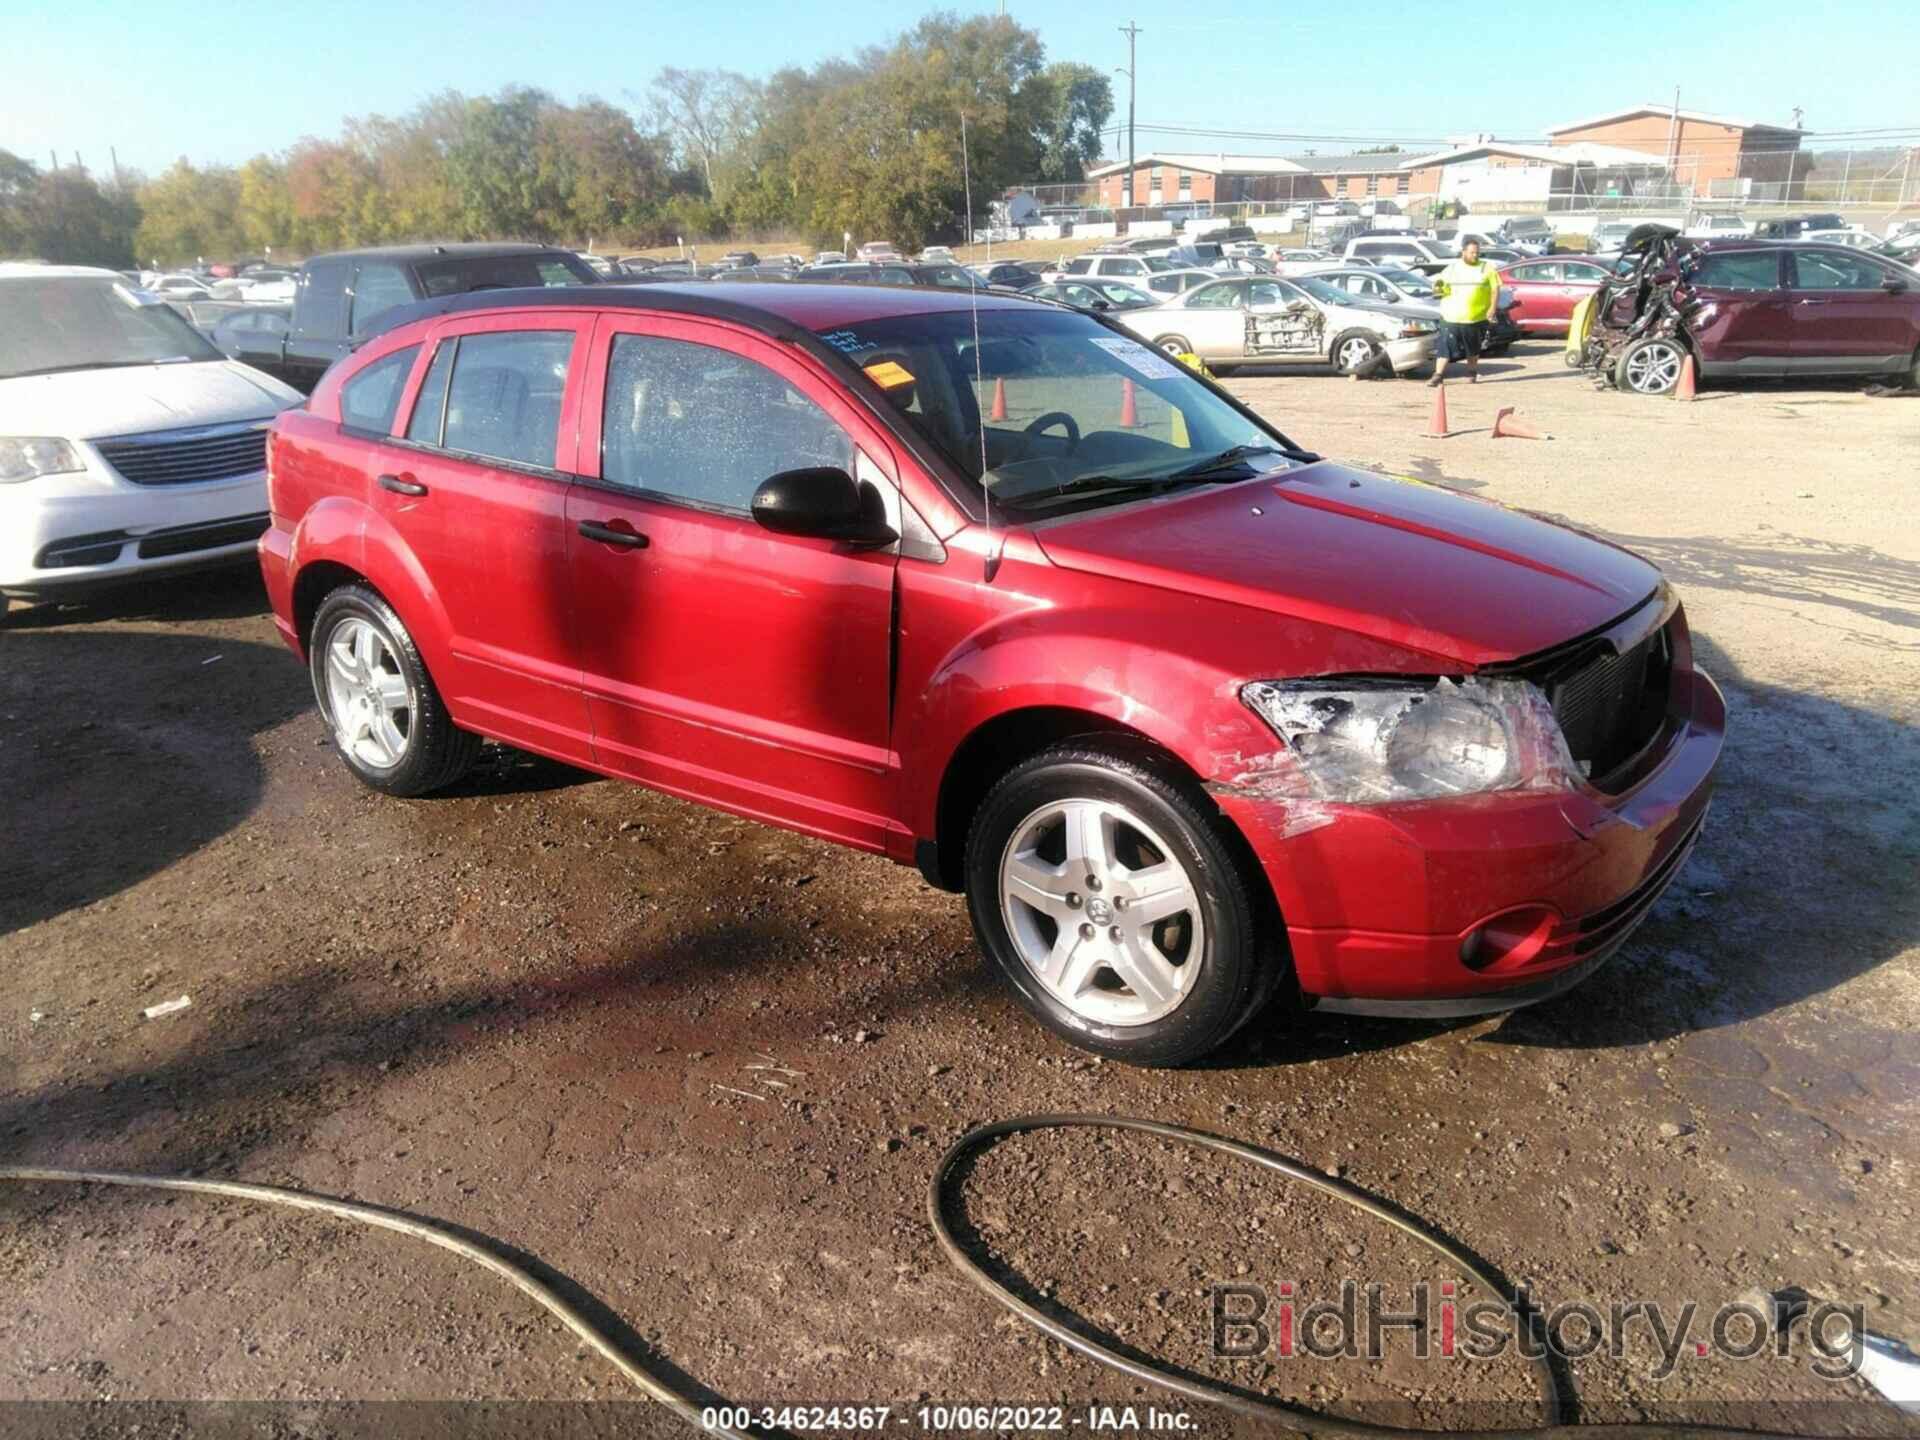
896,600,1280,842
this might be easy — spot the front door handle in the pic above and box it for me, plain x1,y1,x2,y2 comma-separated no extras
578,520,649,549
1795,297,1831,306
378,474,427,496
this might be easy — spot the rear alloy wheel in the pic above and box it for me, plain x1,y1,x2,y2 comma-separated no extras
310,583,481,797
965,741,1273,1066
1617,336,1687,395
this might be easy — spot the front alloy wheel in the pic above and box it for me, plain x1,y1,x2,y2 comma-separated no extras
999,798,1205,1027
965,740,1277,1066
1335,335,1383,374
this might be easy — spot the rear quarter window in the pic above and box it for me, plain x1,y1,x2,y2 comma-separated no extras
339,345,420,435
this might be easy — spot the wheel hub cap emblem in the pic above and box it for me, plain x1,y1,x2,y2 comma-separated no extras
1086,897,1114,925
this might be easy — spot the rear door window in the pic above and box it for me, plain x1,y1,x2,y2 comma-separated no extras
438,331,576,469
1188,281,1244,309
1694,252,1782,291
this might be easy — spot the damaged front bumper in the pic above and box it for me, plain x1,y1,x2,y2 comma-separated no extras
1211,665,1725,1015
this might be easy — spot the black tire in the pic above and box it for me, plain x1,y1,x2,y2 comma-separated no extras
1331,330,1386,376
1150,334,1194,360
964,740,1273,1067
309,583,481,797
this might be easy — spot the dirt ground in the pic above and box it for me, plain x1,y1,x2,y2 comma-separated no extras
3,342,1917,1437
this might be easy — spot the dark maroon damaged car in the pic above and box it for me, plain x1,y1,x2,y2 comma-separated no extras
1578,224,1920,395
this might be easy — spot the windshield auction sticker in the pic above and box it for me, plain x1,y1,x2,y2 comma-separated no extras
1089,336,1182,381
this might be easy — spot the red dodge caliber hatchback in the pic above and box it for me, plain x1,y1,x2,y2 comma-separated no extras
261,283,1723,1065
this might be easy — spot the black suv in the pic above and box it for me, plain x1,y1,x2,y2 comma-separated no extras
230,243,597,393
1749,213,1847,240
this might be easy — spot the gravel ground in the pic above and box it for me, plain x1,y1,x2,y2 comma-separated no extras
2,342,1916,1437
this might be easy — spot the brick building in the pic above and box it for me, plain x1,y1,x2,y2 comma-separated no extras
1545,105,1809,198
1087,153,1308,208
1290,152,1441,202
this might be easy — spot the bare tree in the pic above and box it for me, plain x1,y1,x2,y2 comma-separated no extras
647,67,760,201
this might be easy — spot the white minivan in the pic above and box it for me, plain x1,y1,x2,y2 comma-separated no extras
1,265,303,600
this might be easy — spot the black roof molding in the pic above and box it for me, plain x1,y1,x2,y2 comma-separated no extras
366,281,825,346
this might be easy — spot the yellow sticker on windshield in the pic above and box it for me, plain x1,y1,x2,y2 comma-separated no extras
864,360,915,390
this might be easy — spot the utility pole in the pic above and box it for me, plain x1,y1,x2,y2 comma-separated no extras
1118,22,1140,212
1663,86,1680,197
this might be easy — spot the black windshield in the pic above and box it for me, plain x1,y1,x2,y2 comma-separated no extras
813,308,1305,516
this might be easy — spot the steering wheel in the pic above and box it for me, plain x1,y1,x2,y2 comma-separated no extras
1024,411,1081,451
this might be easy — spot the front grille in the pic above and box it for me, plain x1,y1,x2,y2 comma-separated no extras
1545,623,1672,786
97,425,268,487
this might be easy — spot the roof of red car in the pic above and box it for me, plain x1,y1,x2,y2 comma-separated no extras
374,279,1051,342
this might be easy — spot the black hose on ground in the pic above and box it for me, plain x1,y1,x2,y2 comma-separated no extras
1,1117,1855,1439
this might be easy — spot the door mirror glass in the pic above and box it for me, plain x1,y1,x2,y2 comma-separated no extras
751,467,896,547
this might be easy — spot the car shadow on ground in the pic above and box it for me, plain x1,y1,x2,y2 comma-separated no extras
0,626,309,937
1207,623,1918,1067
1,563,269,630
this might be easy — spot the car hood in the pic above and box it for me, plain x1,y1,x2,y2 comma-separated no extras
0,359,300,439
1032,462,1660,667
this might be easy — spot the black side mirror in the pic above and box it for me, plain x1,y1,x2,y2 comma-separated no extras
751,467,896,547
1883,277,1909,294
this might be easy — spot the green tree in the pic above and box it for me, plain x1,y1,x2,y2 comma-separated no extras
0,149,39,256
1028,62,1113,183
135,160,244,264
444,88,552,239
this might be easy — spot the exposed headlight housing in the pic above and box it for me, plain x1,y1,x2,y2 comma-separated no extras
1398,321,1437,336
0,437,86,484
1240,677,1579,804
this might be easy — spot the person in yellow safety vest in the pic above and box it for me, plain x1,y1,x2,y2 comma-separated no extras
1428,238,1502,387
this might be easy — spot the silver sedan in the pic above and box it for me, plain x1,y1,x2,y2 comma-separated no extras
1116,274,1438,377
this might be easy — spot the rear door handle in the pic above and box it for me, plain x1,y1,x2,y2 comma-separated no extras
378,474,427,496
578,520,649,549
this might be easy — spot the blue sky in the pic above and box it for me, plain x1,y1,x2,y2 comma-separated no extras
5,0,1914,176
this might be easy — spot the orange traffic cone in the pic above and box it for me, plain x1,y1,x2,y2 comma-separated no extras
990,376,1007,421
1673,352,1697,402
1119,377,1141,428
1426,383,1450,438
1491,406,1551,440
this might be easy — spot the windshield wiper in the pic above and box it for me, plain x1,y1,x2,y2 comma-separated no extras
995,474,1173,509
1165,443,1304,480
